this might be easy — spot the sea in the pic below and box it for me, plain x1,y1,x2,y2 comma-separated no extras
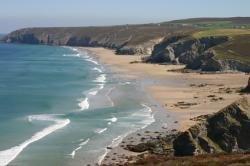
0,43,155,166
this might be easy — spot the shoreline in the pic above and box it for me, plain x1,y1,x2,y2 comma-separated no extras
74,46,162,165
77,47,249,165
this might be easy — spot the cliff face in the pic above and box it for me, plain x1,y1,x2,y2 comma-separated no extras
147,36,250,72
3,25,195,55
173,98,250,156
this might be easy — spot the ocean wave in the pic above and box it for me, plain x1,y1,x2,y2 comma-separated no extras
68,146,82,159
97,149,108,165
98,131,133,165
98,104,154,165
106,116,117,125
120,81,131,85
99,84,104,90
79,138,90,146
92,67,103,73
94,74,106,83
78,98,89,111
68,138,90,159
69,47,78,52
94,128,107,134
85,58,99,65
107,116,117,123
0,114,70,166
88,90,98,96
83,55,90,59
62,53,81,57
106,87,115,107
138,104,155,129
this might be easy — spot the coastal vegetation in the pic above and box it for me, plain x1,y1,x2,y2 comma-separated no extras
3,17,250,72
2,17,250,165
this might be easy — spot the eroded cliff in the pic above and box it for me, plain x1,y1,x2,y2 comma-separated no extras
3,25,195,55
146,35,250,72
173,97,250,156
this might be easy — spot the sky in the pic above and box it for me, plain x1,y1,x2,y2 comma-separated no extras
0,0,250,33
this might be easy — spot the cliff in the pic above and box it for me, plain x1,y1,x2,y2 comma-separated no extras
2,24,195,55
146,35,250,72
173,97,250,156
3,17,250,72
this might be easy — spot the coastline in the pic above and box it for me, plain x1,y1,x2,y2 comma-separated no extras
77,47,249,165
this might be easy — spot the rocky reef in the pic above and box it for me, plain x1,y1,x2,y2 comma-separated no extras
173,97,250,156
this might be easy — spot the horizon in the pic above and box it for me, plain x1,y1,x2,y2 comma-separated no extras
1,0,250,33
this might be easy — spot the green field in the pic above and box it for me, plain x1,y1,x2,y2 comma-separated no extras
192,29,250,38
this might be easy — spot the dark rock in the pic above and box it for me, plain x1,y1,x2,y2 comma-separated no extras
127,142,155,153
241,77,250,93
147,35,250,72
173,98,250,156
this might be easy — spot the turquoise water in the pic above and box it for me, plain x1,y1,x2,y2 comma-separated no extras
0,44,154,166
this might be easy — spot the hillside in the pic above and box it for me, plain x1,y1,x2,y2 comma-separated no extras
147,23,250,72
3,17,250,72
168,17,250,29
2,24,196,55
0,34,5,41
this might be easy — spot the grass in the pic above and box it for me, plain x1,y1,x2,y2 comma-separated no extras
213,35,250,64
192,29,250,38
191,28,250,65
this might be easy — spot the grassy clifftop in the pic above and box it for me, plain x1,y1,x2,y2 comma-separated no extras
3,17,250,70
190,29,250,65
3,24,196,55
168,17,250,29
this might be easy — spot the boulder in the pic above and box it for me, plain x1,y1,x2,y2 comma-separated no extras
245,77,250,92
241,77,250,93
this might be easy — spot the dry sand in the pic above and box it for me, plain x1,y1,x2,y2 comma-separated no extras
80,47,249,131
77,47,249,165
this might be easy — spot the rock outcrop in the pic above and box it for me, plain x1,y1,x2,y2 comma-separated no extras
147,36,228,64
247,77,250,91
173,97,250,156
147,36,250,72
241,77,250,93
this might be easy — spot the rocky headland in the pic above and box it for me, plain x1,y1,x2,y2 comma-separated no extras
112,97,250,165
2,17,250,165
2,24,195,55
3,17,250,73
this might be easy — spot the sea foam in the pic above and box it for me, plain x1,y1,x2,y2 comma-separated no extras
94,74,106,83
63,53,81,57
92,67,103,73
0,114,70,166
85,58,99,65
78,98,89,111
69,138,90,159
95,128,107,134
89,90,98,96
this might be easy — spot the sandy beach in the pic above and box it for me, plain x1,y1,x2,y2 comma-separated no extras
78,47,249,165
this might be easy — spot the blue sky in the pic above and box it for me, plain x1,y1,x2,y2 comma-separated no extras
0,0,250,33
